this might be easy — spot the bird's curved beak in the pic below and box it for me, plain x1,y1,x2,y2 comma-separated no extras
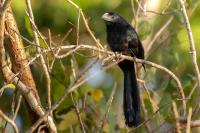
101,13,111,21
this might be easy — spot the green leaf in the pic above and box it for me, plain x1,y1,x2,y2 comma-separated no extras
24,15,33,36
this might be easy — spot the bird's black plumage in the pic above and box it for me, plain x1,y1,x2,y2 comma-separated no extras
102,12,144,127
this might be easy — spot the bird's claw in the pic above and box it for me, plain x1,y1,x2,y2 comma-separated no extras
114,52,122,61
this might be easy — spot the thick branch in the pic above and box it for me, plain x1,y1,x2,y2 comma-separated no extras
5,8,39,100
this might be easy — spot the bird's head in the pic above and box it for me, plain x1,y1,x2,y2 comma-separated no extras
102,12,124,24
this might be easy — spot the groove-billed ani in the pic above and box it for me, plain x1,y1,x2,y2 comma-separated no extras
102,12,144,127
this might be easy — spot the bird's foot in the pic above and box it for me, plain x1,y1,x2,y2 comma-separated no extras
114,52,122,62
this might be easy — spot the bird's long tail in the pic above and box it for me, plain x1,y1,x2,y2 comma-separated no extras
121,61,141,127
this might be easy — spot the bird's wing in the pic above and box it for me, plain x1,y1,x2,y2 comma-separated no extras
126,28,141,57
127,27,145,70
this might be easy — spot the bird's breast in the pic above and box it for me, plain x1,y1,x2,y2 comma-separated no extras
107,34,128,52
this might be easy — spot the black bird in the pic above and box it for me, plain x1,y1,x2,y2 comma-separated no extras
102,12,144,127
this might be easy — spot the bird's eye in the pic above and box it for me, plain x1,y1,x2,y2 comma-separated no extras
108,12,114,15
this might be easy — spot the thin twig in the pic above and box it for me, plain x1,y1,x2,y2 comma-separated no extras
186,108,192,133
172,101,182,133
76,9,80,46
60,28,73,45
0,110,19,133
187,83,197,101
12,95,22,121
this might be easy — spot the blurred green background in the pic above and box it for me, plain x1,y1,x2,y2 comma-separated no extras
1,0,200,132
